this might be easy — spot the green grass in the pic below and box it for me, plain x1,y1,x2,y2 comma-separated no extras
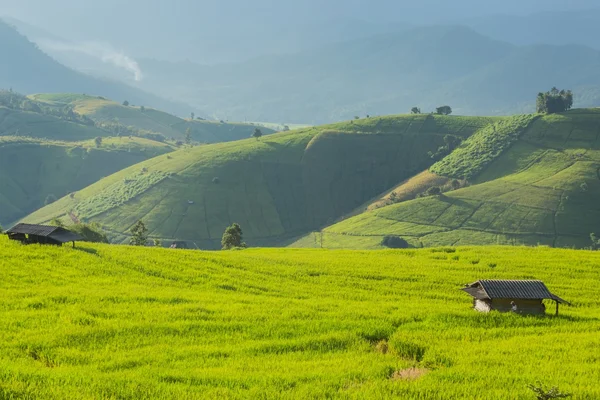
23,114,497,246
30,93,277,143
0,137,172,226
0,106,109,141
1,237,599,399
307,110,600,249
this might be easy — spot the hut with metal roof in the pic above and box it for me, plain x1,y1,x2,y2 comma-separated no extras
461,280,569,316
6,223,83,247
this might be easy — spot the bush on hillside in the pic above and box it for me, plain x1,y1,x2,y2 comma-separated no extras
536,88,573,114
130,220,149,246
70,223,110,243
381,235,409,249
222,223,247,250
411,107,421,114
435,106,452,115
122,100,129,106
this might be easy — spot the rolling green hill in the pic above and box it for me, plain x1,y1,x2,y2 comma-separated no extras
30,93,276,143
299,110,600,249
1,237,598,398
0,136,172,226
22,114,497,246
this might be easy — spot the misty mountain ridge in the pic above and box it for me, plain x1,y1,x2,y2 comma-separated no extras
132,25,600,123
0,19,194,117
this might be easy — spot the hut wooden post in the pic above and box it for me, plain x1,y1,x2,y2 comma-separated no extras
555,300,559,316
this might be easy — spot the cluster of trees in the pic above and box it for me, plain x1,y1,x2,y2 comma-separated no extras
127,220,248,250
410,106,452,115
536,88,573,114
428,134,462,161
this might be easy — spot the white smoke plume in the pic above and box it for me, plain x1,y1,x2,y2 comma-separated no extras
37,39,144,81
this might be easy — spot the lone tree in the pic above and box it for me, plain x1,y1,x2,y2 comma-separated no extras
411,107,421,114
536,88,573,114
436,106,452,115
221,223,246,250
190,112,195,120
122,100,129,106
252,128,263,140
130,220,149,246
94,136,102,148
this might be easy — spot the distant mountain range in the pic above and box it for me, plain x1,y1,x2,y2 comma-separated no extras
0,19,194,117
135,25,600,123
5,13,600,124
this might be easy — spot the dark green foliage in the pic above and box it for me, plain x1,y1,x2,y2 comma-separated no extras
49,218,108,243
381,235,409,249
431,115,537,180
94,137,102,148
153,238,162,247
282,125,290,131
436,106,452,115
428,134,463,161
411,107,421,114
423,186,442,197
70,223,109,243
527,382,571,400
221,223,246,250
122,100,129,106
536,88,573,114
252,128,263,140
130,220,149,246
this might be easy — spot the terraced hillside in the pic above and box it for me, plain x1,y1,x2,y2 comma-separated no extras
30,93,276,143
1,237,599,399
23,114,497,246
0,136,172,226
300,110,600,249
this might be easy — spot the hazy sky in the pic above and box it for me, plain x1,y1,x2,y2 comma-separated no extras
3,0,599,34
2,0,600,62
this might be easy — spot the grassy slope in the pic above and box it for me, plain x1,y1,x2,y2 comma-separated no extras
23,114,497,247
0,136,172,226
305,110,600,249
0,106,109,141
1,237,599,399
30,93,276,143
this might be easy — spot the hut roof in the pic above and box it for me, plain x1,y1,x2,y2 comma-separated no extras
6,223,83,243
462,280,569,304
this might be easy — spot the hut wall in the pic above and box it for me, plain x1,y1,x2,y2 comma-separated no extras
474,299,492,312
491,299,545,314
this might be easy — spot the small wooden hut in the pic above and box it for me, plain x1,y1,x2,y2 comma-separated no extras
6,223,83,247
461,280,569,316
